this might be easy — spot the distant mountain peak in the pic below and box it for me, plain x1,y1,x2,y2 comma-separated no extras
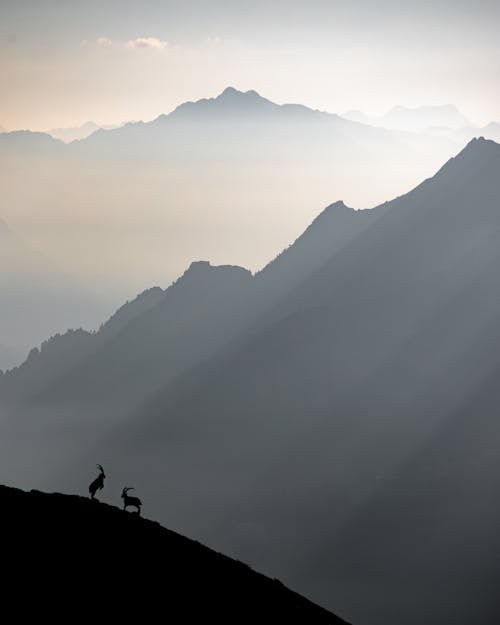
183,259,252,277
444,136,499,163
217,86,262,99
171,261,253,291
406,137,500,197
166,87,278,121
323,200,350,212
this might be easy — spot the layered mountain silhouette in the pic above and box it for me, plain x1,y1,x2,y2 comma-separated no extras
48,120,121,142
0,89,473,300
1,484,348,623
2,138,500,625
0,128,64,153
1,198,385,403
3,88,471,366
342,104,473,132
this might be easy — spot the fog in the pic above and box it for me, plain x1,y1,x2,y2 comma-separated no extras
2,139,500,624
1,89,468,293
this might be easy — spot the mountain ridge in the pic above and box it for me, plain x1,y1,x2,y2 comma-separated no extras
2,138,500,624
342,103,473,131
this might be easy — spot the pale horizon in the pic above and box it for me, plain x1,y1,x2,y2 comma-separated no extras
1,0,499,131
2,87,495,134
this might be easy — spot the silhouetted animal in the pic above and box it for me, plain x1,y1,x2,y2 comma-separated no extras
122,487,142,514
88,465,105,500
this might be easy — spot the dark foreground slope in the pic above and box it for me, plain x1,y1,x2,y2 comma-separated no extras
0,484,348,624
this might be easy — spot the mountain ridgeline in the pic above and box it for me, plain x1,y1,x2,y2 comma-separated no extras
1,87,499,371
0,201,379,406
0,485,347,623
2,138,500,624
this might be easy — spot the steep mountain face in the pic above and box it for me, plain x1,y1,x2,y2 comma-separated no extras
69,138,500,625
2,139,500,625
98,286,166,339
165,86,292,121
1,485,348,624
255,200,387,295
1,200,382,406
0,261,254,408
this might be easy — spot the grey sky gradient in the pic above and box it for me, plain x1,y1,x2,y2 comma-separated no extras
1,0,498,129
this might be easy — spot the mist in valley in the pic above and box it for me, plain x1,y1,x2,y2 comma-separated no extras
2,2,500,624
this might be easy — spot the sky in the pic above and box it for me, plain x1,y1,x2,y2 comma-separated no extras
1,0,499,130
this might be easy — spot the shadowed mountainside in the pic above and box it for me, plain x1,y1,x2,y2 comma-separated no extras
1,199,383,407
2,139,500,625
0,484,348,624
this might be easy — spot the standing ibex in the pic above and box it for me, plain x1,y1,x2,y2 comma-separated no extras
88,465,106,500
121,487,142,514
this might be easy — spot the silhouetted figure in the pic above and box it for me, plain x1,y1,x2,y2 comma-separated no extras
88,465,105,500
122,487,142,514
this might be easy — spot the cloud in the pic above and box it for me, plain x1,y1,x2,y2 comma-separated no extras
96,37,112,48
126,37,168,50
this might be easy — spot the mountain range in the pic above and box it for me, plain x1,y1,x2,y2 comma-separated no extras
47,120,122,142
2,137,500,624
2,87,493,368
342,104,474,132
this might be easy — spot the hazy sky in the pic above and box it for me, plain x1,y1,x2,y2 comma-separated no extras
1,0,499,130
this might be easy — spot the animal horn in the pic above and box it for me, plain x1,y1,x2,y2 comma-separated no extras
97,464,104,472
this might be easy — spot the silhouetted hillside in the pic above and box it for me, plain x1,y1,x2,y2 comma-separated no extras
1,202,384,405
255,200,388,294
0,484,348,623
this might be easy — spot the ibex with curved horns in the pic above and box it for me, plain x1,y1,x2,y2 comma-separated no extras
88,465,106,500
122,487,142,514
